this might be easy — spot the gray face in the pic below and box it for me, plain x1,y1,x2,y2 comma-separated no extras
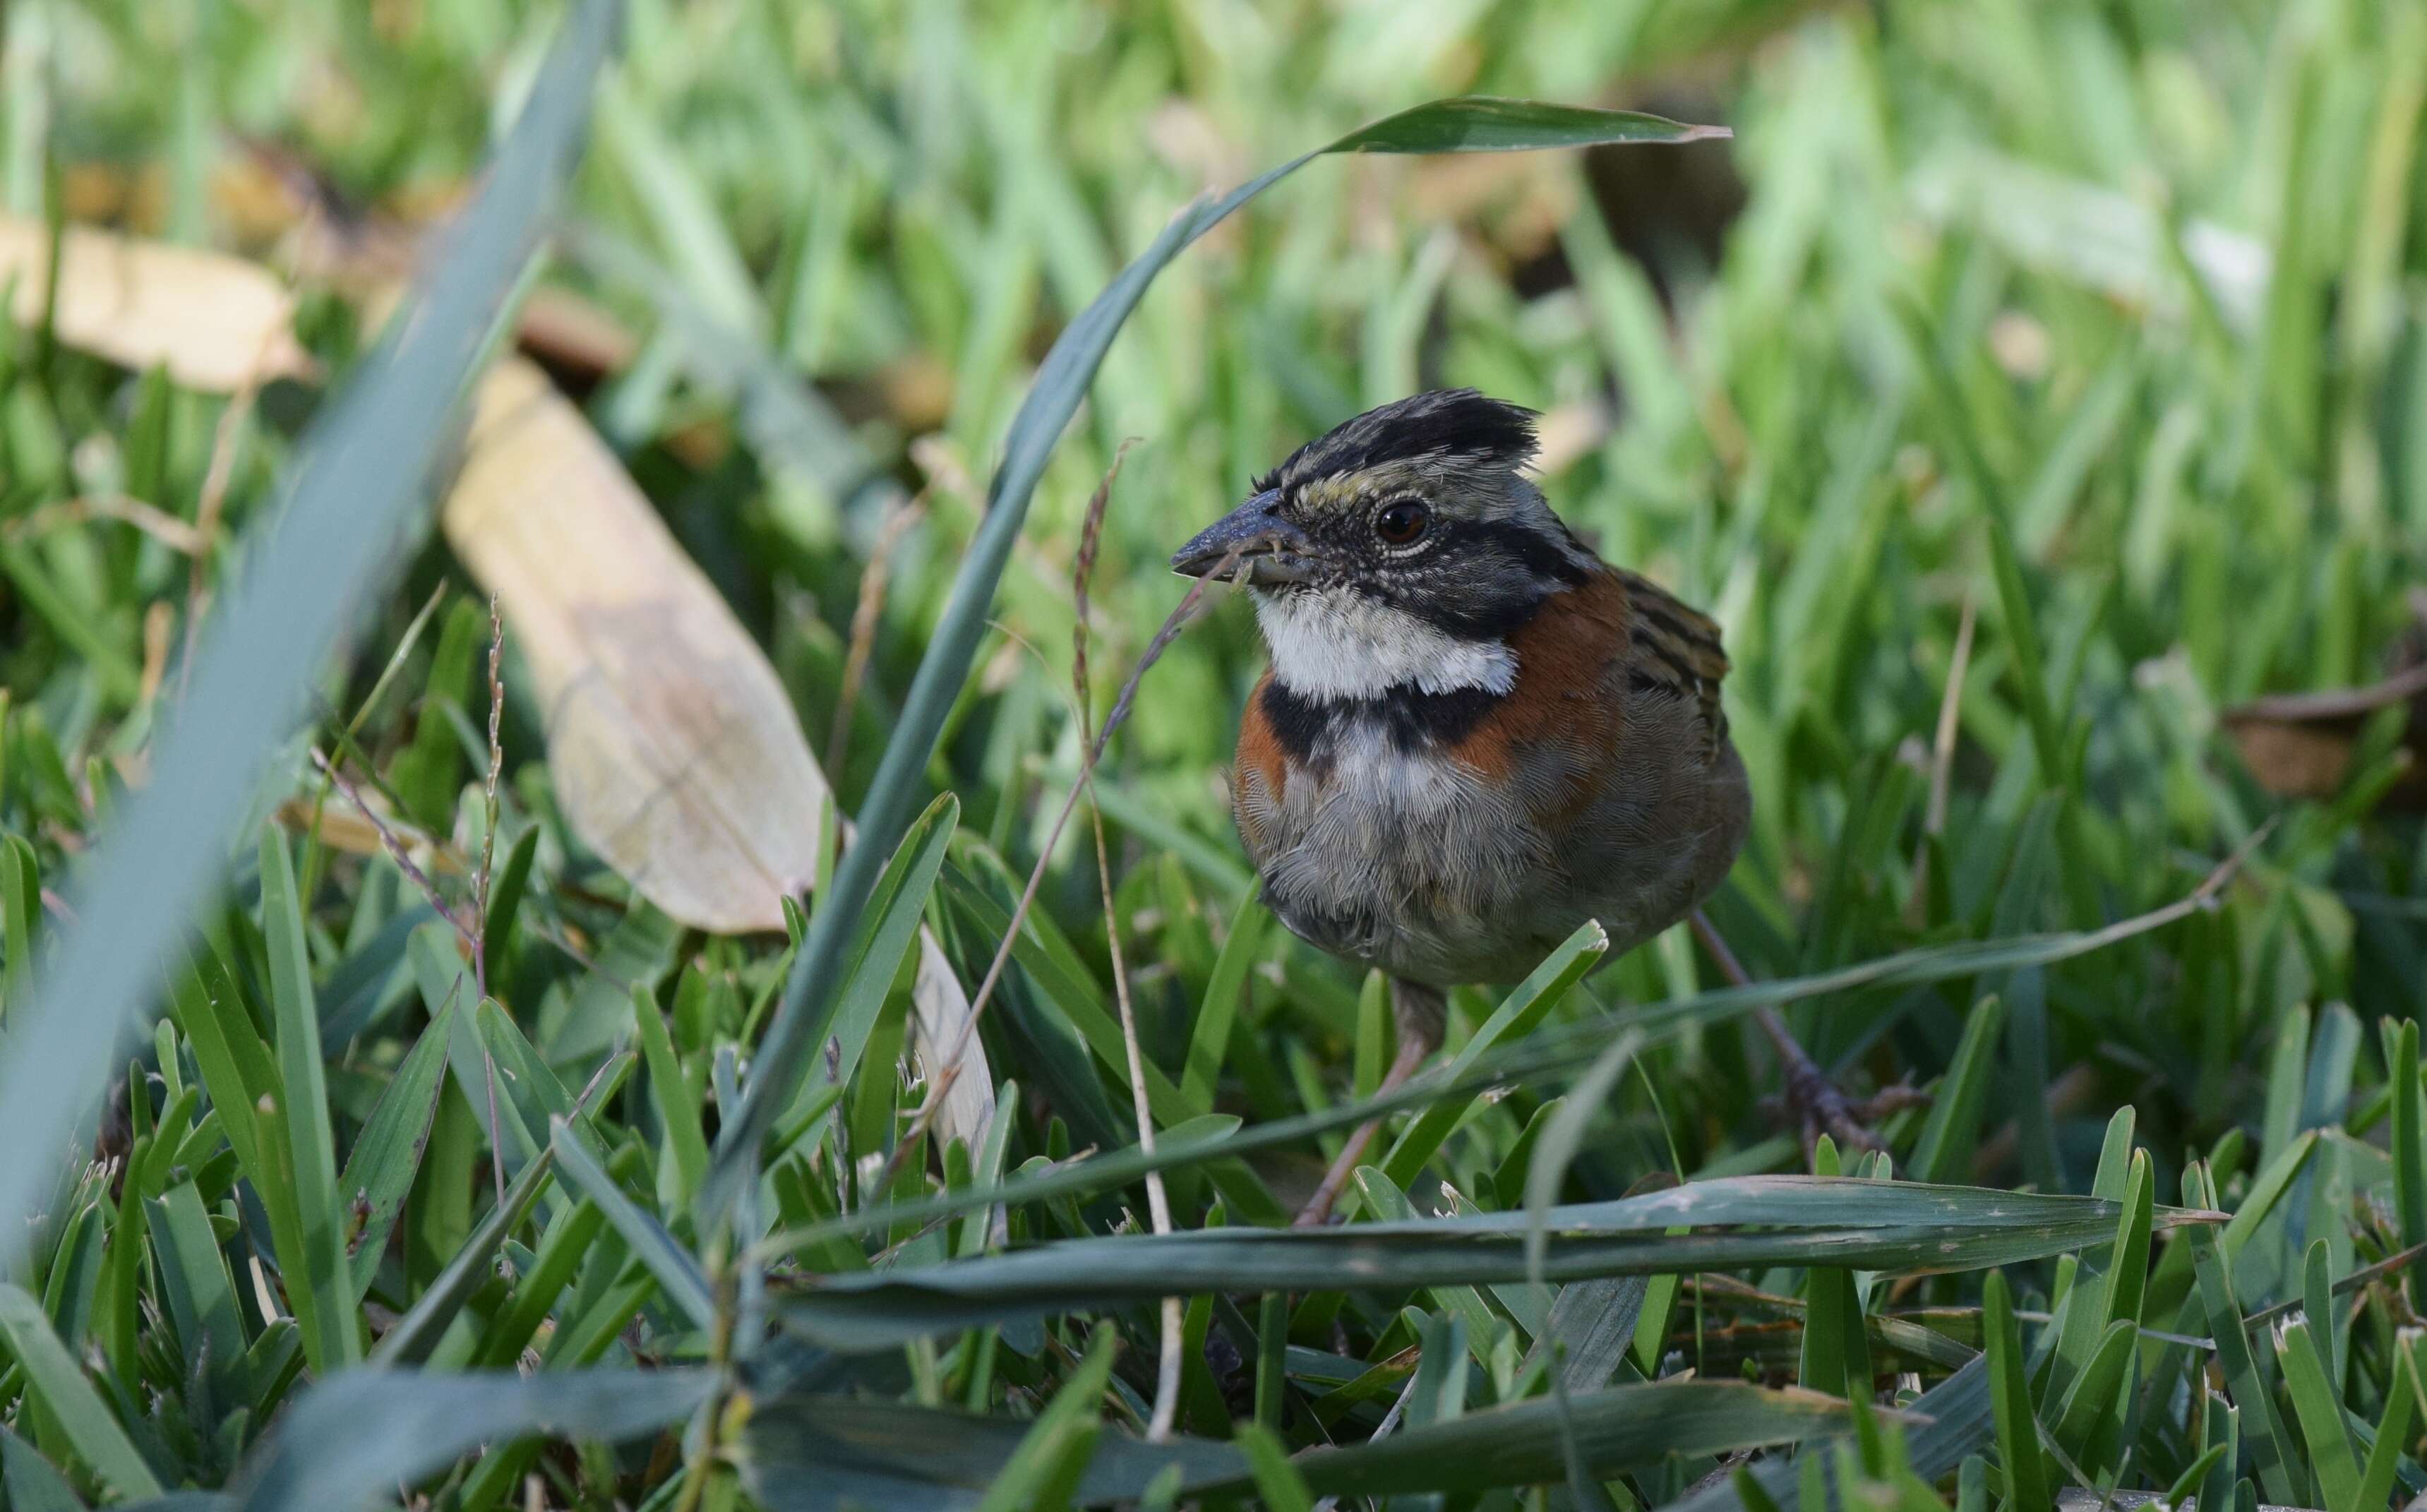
1169,469,1576,645
1173,392,1595,645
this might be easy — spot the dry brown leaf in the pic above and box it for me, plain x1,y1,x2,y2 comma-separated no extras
444,357,993,1144
446,358,822,930
2222,655,2427,810
0,215,315,391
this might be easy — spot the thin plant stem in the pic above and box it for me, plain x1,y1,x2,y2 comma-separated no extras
474,594,508,1204
1064,445,1182,1439
1909,592,1976,924
880,539,1242,1196
827,492,928,777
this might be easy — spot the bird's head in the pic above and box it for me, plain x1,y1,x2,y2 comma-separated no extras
1173,390,1595,698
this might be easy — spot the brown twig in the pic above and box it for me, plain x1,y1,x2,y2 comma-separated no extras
4,493,205,555
138,602,173,708
311,740,502,1203
472,595,508,1205
180,335,274,699
308,748,474,952
881,534,1245,1196
827,493,929,778
474,594,505,1002
2222,659,2427,724
1062,443,1182,1439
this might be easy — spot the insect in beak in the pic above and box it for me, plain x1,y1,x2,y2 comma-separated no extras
1170,489,1317,584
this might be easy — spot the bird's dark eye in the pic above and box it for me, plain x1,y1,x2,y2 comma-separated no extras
1374,499,1430,546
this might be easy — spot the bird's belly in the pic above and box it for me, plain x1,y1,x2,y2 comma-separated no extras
1237,733,1557,986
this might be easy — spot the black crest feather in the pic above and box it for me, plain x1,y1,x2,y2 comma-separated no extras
1254,390,1539,494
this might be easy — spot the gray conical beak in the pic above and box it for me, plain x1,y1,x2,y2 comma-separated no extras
1170,489,1314,583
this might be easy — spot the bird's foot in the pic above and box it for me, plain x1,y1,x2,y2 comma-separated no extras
1763,1041,1928,1159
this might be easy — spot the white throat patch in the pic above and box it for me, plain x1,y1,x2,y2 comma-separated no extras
1253,586,1517,699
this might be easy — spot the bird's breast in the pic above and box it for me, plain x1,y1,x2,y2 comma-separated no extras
1234,690,1549,983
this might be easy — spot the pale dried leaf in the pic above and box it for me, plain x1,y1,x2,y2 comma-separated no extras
914,933,995,1149
443,357,993,1141
0,215,315,391
445,358,822,932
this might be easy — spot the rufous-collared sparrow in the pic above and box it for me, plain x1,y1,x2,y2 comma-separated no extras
1176,390,1853,1223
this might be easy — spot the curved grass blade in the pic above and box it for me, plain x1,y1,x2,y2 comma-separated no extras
707,96,1727,1216
0,0,623,1241
1675,1355,1996,1512
1,1426,89,1512
365,1143,557,1369
1984,1271,2051,1512
258,829,355,1372
232,1367,713,1512
743,1378,1854,1508
1376,920,1606,1196
551,1117,714,1330
753,873,2236,1259
337,995,455,1300
777,1179,2207,1352
0,1284,163,1499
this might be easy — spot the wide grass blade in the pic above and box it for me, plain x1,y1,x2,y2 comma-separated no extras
1984,1271,2050,1512
708,96,1727,1216
742,1377,1857,1508
0,1284,164,1499
777,1178,2205,1351
336,998,455,1300
232,1367,713,1512
258,830,356,1372
0,0,622,1241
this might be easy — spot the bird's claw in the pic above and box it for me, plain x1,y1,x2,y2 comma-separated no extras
1768,1062,1929,1160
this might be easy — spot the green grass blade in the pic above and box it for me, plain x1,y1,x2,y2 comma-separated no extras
2102,1151,2155,1331
1672,1357,1996,1512
0,1425,88,1512
2354,1357,2414,1512
333,995,453,1302
1378,921,1607,1194
969,1324,1115,1512
234,1367,713,1512
1235,1424,1316,1512
258,829,356,1370
0,0,622,1241
744,1378,1846,1506
2277,1317,2359,1512
143,1181,244,1388
1180,892,1265,1116
367,1147,557,1369
633,982,709,1205
1908,995,2003,1184
2394,1019,2427,1316
2192,1225,2300,1505
777,1178,2190,1352
549,1118,713,1330
1983,1271,2050,1512
0,1283,162,1499
779,792,959,1143
1,833,38,1012
2047,1318,2133,1465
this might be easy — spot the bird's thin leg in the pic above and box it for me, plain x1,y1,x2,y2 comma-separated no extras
1687,910,1924,1156
1294,978,1445,1228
